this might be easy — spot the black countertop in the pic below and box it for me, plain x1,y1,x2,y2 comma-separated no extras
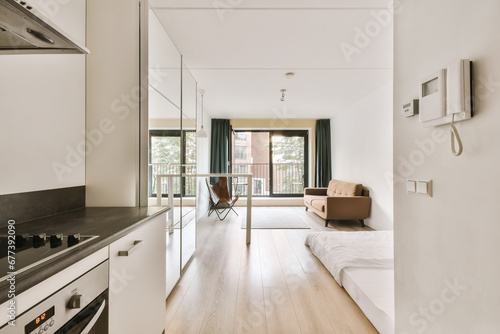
0,206,169,304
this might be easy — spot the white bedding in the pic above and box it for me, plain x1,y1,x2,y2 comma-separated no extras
305,231,393,286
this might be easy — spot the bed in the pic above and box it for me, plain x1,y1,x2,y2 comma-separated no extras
305,231,394,334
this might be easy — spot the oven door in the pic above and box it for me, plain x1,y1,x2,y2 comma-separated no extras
55,290,108,334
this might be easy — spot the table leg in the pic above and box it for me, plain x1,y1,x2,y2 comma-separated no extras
168,176,174,234
246,175,252,244
157,176,162,207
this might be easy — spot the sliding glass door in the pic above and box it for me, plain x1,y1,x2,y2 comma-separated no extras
231,130,308,197
271,131,307,196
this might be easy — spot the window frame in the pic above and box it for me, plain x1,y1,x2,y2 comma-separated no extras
149,129,196,197
231,129,308,197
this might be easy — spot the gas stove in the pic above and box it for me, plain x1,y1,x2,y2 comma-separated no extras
0,233,98,281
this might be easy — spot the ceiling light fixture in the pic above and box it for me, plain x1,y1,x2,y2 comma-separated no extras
285,72,294,79
280,89,286,102
197,89,208,138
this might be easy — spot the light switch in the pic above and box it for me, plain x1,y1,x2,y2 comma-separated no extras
417,181,427,194
417,180,432,196
407,180,416,193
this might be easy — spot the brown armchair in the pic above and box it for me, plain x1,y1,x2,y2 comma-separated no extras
304,180,371,227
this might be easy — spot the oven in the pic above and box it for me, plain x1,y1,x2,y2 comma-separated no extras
0,260,108,334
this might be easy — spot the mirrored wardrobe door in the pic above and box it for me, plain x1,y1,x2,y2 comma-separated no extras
148,6,182,295
181,61,197,269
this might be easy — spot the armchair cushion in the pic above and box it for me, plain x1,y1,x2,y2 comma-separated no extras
304,195,327,212
326,180,363,197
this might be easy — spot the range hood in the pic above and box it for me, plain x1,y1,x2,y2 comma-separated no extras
0,0,89,54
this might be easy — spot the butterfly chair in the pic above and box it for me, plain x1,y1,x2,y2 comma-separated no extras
205,177,239,220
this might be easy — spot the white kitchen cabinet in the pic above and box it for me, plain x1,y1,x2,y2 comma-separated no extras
108,212,166,334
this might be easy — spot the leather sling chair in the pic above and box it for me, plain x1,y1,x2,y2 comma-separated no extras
205,177,239,220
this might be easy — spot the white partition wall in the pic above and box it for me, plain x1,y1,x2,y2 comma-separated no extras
86,0,142,206
394,1,500,332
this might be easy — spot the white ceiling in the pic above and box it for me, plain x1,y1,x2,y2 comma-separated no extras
150,0,393,119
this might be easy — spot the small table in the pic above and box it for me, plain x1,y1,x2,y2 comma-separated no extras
156,173,253,244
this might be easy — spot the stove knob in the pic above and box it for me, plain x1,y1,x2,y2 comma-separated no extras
68,233,81,247
50,234,63,248
68,294,84,309
32,233,46,248
15,234,29,248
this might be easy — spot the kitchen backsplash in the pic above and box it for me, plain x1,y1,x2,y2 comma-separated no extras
0,186,85,227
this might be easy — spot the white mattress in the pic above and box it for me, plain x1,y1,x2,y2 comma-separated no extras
341,267,395,334
305,231,395,334
305,231,394,286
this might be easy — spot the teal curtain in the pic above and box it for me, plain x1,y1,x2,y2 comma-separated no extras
210,119,230,183
315,119,332,187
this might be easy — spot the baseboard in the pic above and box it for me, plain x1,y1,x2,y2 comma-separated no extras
148,197,304,207
234,197,303,207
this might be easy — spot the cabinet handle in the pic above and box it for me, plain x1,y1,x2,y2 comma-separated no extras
118,240,144,256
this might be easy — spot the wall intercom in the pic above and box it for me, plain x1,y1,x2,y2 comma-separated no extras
419,59,474,127
418,59,474,156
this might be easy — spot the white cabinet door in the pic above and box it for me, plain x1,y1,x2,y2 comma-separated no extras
109,212,166,334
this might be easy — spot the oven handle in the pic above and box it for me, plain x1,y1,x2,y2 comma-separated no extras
80,300,106,334
55,291,107,334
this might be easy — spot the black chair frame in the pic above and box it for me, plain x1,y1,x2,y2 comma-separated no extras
205,178,239,221
207,197,239,221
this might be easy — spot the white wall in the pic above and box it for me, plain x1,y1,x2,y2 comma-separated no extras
86,0,141,206
331,83,393,230
394,1,500,332
0,0,86,195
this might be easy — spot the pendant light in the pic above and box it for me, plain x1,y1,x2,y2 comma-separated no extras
197,89,208,138
280,89,286,102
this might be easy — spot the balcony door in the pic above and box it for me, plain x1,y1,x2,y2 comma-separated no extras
270,131,308,196
149,129,196,197
231,130,308,197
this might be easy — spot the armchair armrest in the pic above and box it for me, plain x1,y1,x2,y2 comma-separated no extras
324,196,371,220
304,187,328,196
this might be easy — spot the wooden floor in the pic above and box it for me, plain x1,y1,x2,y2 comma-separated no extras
165,207,378,334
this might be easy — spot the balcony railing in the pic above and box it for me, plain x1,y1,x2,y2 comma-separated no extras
231,162,305,196
149,163,197,197
150,162,305,197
